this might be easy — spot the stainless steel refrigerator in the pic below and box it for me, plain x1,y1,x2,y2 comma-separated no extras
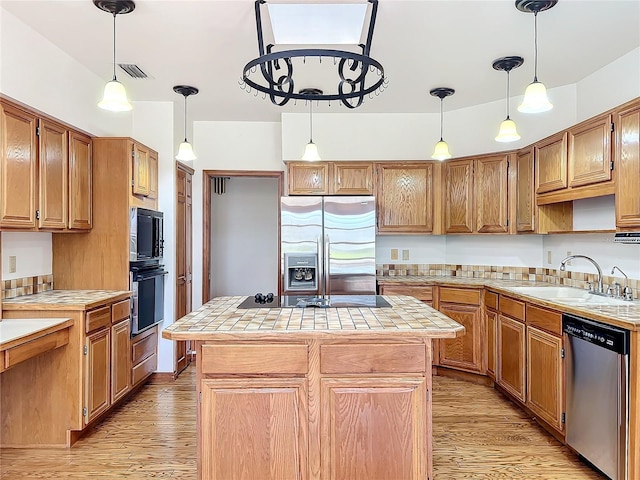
281,196,376,296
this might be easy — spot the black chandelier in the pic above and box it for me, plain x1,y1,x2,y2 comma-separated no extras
241,0,387,108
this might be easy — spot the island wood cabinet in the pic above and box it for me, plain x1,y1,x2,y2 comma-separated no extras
496,295,526,403
526,304,564,432
614,98,640,228
437,287,484,373
444,154,509,234
197,340,432,480
286,161,373,195
376,162,436,233
0,99,92,232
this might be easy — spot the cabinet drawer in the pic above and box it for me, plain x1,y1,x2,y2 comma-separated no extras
380,285,433,302
439,287,481,305
4,329,69,371
485,291,498,311
112,299,130,323
320,344,425,374
201,344,308,374
526,304,562,336
132,352,157,386
132,329,157,365
85,306,111,333
499,296,525,322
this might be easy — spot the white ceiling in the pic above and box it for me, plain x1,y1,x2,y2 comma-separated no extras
2,0,639,122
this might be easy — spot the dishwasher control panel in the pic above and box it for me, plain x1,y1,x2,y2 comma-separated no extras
563,314,629,354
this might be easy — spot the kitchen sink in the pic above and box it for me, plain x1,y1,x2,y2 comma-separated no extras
508,286,631,306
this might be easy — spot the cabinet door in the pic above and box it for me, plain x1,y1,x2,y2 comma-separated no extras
444,159,473,233
615,101,640,228
376,164,433,233
0,102,38,228
475,155,508,233
321,377,427,480
568,113,612,188
516,148,535,232
148,150,158,199
201,378,308,480
132,143,150,196
497,314,526,403
68,130,92,230
332,162,373,194
527,326,563,432
287,162,329,195
486,309,497,380
85,328,111,424
535,131,567,194
438,302,483,373
38,119,68,229
111,318,131,404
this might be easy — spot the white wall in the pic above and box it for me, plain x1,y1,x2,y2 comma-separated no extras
1,232,52,280
210,177,280,297
191,121,283,308
376,236,446,264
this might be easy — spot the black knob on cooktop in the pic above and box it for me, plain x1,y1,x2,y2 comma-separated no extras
254,292,275,304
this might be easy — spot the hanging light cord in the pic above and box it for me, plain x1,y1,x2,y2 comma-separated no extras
183,95,188,142
533,12,539,81
439,98,444,141
308,99,314,142
111,13,117,81
506,70,511,119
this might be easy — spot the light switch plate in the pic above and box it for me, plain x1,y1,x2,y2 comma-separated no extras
9,255,17,273
402,249,410,261
390,249,398,260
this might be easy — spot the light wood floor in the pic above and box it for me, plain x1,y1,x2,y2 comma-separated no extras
0,367,604,479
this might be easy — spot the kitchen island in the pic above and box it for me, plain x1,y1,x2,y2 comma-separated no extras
162,295,464,480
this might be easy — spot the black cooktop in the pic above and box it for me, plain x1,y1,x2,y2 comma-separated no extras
237,294,391,309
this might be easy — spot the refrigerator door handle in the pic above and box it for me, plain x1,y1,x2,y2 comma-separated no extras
317,235,324,297
325,235,331,296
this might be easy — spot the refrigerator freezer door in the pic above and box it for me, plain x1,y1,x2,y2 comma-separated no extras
323,196,376,295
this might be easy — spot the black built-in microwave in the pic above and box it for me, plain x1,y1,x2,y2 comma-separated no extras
130,207,164,268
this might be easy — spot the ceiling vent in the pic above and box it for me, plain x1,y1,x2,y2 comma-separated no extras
118,63,149,79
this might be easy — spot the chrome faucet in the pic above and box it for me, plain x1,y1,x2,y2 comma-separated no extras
559,255,604,294
611,266,634,301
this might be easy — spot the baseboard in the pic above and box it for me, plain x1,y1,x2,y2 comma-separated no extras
434,366,494,387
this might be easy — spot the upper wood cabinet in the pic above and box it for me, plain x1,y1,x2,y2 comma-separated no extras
444,154,509,234
568,113,613,188
286,161,373,195
376,163,435,234
0,99,92,232
147,150,158,200
535,131,567,194
515,147,535,232
614,99,640,228
0,102,38,229
132,142,151,196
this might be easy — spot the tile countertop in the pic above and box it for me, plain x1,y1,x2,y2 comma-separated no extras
2,290,131,311
377,276,640,331
162,295,465,342
0,317,74,351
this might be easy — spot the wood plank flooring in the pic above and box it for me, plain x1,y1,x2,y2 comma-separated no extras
0,367,604,479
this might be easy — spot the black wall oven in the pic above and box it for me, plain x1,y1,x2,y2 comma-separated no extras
130,207,164,268
131,265,168,335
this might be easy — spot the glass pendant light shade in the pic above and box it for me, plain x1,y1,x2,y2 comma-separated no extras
98,79,132,112
518,81,552,113
495,117,521,142
176,140,196,161
302,141,321,161
432,140,452,161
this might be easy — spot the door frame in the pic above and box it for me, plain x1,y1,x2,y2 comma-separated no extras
202,170,284,303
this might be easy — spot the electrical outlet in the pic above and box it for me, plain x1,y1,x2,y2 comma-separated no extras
566,251,572,266
9,255,17,273
547,250,552,265
390,249,399,261
402,249,410,261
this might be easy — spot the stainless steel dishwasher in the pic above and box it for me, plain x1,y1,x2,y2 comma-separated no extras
563,314,630,480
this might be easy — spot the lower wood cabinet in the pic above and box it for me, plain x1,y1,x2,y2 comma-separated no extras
486,309,497,380
200,377,308,480
497,314,526,403
321,377,427,480
84,327,110,424
131,326,158,387
111,318,131,404
527,325,564,432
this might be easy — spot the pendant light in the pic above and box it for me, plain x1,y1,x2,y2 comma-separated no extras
493,56,523,143
300,88,322,161
95,1,135,112
174,86,199,161
430,88,455,161
516,0,556,113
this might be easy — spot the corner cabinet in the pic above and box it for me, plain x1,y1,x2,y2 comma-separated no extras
615,99,640,228
376,162,436,234
0,98,92,232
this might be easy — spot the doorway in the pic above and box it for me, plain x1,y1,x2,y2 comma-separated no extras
202,171,283,303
